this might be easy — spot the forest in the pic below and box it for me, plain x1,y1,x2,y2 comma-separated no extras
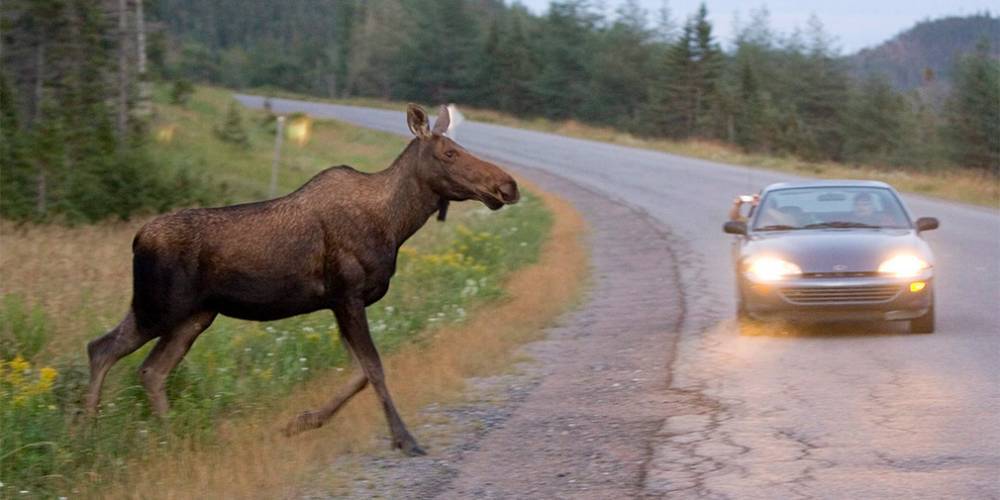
1,0,998,222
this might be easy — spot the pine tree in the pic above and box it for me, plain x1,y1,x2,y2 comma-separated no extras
645,15,694,137
780,16,850,160
529,1,597,120
842,75,906,164
726,6,779,150
346,0,411,99
471,18,504,110
583,0,654,129
393,0,479,103
733,58,766,150
689,3,723,136
943,39,1000,171
214,101,250,148
495,11,538,116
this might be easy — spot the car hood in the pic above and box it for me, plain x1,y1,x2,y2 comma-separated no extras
743,229,933,273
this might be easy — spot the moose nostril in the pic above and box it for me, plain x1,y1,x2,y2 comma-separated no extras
498,181,519,203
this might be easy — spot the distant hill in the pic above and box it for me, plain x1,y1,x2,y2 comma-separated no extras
848,14,999,91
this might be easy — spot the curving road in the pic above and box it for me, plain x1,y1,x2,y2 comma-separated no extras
237,95,999,498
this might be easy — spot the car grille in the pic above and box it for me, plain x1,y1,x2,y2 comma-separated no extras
800,271,880,278
780,285,902,304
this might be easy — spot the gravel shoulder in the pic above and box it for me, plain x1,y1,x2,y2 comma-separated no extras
307,165,698,499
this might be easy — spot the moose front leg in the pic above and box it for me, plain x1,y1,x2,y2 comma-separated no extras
283,369,367,437
335,299,426,456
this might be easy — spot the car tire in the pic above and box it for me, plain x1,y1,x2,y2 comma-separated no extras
910,304,935,334
736,295,762,334
737,298,750,321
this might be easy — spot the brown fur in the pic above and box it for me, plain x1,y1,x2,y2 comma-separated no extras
85,104,519,456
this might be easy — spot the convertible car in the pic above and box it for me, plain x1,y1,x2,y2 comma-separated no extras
724,180,939,333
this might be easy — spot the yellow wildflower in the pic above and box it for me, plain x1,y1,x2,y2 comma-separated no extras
5,355,30,388
39,366,58,386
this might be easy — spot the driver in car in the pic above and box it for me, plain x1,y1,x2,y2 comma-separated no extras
851,192,895,226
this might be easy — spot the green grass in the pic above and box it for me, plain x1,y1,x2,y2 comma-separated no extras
151,85,408,202
0,85,552,497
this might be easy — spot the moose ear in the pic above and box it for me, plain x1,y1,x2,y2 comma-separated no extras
431,105,450,136
406,103,431,139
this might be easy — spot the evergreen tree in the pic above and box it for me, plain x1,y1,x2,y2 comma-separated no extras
645,5,724,139
727,6,779,151
529,1,597,120
346,0,411,99
733,58,767,150
393,0,479,103
689,3,723,136
943,39,1000,171
842,75,906,164
494,10,538,116
781,16,850,160
644,21,692,137
214,101,250,148
471,18,504,110
582,0,654,129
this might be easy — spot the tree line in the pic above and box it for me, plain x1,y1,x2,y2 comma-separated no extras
2,1,997,222
149,0,999,172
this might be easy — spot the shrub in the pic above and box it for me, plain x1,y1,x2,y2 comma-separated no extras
169,79,195,105
214,101,251,148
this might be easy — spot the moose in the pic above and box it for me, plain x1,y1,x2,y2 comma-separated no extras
85,104,519,455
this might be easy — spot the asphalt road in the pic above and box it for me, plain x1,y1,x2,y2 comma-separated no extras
237,95,999,498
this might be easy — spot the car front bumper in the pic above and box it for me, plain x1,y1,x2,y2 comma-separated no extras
740,272,933,322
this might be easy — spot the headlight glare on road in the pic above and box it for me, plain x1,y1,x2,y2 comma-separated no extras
878,254,929,277
746,257,802,282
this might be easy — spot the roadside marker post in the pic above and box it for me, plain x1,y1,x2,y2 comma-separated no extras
270,115,286,199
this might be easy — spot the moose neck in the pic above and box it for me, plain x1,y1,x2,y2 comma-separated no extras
380,139,443,245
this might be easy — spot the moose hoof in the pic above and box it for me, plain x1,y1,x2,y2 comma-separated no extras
283,411,322,437
395,437,426,457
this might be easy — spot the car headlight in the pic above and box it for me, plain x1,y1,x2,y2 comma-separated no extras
746,257,802,281
878,254,929,277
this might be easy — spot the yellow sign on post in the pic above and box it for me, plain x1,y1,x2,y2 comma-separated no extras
287,116,312,147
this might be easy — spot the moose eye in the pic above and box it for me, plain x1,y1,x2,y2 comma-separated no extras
444,150,457,159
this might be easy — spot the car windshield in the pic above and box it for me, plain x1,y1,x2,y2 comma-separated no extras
752,187,910,231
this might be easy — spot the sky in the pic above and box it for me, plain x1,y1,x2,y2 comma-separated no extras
513,0,995,53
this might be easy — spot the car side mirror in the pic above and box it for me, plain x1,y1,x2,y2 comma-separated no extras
723,221,747,235
915,217,939,232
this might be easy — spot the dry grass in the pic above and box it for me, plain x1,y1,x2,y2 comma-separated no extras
92,178,588,499
0,219,145,358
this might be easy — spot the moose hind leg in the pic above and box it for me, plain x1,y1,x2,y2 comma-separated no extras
335,300,425,456
138,311,216,416
86,311,152,415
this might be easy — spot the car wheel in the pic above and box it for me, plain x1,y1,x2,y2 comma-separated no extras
910,304,935,334
737,297,750,321
736,294,762,334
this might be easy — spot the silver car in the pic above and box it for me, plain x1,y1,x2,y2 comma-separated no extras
724,181,940,333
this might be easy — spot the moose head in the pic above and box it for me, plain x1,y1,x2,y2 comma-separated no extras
406,104,519,220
